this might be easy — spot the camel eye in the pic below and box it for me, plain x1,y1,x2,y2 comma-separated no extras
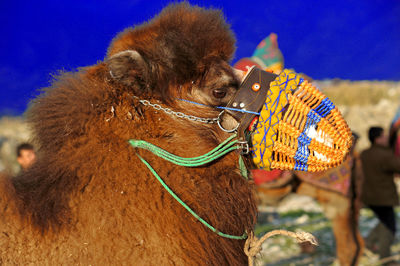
212,88,227,99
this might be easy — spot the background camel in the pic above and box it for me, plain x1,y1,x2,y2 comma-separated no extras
0,4,258,264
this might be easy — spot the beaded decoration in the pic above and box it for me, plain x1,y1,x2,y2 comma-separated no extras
251,70,352,172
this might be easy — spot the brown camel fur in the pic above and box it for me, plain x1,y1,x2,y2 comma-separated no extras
0,4,257,264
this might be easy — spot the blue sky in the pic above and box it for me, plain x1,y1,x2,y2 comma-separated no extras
1,0,399,115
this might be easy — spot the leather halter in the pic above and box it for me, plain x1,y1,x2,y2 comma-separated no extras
225,66,277,140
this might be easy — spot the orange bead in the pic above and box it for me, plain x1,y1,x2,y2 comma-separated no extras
252,83,261,91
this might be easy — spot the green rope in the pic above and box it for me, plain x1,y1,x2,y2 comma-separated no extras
129,134,248,240
129,134,239,167
239,156,248,180
136,154,247,240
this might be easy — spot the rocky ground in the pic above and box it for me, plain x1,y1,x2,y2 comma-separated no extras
1,79,400,264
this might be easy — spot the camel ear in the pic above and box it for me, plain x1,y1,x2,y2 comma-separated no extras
107,50,149,89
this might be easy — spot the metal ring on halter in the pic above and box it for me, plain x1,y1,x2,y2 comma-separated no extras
217,110,240,133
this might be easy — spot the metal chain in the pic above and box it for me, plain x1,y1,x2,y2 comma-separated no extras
135,98,219,124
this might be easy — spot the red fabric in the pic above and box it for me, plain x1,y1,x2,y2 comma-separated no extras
233,58,262,71
252,169,283,185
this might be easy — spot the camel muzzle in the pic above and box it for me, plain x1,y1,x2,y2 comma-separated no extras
224,66,352,172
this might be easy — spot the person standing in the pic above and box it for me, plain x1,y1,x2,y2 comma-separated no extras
361,126,400,264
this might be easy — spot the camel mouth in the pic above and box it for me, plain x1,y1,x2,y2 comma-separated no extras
216,110,240,132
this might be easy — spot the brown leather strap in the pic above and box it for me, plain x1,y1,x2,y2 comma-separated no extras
226,67,277,140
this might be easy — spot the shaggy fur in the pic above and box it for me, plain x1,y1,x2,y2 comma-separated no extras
0,3,257,264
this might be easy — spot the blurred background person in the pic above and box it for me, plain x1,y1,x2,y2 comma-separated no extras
16,143,36,171
361,126,400,265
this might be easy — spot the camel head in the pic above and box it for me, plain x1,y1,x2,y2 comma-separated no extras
105,3,242,133
103,2,352,173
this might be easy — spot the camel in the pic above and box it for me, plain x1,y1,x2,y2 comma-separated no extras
0,3,351,265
